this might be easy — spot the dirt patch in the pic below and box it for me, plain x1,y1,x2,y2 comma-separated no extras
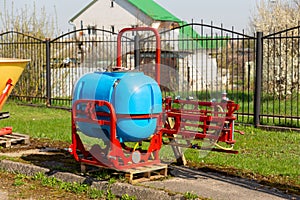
0,138,81,173
0,137,70,153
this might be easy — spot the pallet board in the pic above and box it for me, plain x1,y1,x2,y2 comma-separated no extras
124,163,168,184
80,162,168,184
0,132,30,148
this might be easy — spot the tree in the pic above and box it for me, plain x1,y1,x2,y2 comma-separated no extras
0,0,58,37
250,0,300,33
250,0,300,98
0,0,58,100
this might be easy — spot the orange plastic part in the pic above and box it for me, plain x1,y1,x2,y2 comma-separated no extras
0,127,12,136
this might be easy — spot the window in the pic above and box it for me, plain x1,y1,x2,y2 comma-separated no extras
111,0,114,7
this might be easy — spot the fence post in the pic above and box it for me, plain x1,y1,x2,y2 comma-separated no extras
45,38,51,106
254,32,263,127
134,34,140,70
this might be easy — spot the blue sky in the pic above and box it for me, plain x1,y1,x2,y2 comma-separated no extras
1,0,259,33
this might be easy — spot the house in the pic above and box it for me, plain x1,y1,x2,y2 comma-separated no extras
68,0,221,93
69,0,181,33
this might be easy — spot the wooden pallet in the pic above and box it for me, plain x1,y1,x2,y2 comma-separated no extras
124,163,168,184
80,162,168,184
0,132,30,148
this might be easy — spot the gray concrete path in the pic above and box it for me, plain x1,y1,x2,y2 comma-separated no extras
141,166,299,200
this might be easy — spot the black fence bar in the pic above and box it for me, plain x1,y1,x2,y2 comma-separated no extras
45,38,51,106
254,32,263,127
134,34,140,70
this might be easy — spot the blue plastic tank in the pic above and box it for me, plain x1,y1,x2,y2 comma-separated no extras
73,71,162,142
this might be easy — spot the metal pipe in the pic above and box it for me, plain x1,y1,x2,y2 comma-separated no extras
254,32,263,127
117,27,161,85
45,38,51,106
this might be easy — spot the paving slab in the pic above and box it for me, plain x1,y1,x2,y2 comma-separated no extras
140,166,299,200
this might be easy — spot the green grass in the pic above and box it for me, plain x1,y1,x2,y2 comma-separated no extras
0,101,299,193
185,125,300,192
0,101,71,142
13,89,300,128
17,172,105,199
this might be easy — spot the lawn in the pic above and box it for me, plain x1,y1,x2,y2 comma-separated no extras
0,101,299,194
0,102,72,142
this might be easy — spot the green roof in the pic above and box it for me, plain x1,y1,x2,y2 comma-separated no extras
126,2,228,50
128,0,181,22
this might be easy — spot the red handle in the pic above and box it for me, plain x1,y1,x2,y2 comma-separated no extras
0,79,13,106
116,27,161,85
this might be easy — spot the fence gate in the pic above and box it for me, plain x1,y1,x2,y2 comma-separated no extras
260,26,300,128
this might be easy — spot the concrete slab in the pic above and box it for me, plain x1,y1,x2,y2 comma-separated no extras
141,166,299,200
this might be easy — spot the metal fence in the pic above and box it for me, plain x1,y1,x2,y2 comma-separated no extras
1,23,300,129
0,31,46,103
259,27,300,128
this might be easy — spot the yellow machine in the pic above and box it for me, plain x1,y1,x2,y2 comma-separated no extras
0,58,30,111
0,58,30,136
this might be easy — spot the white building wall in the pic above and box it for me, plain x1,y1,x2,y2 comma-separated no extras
179,52,218,92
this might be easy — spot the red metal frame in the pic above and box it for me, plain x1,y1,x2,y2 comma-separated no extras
70,99,163,170
70,27,242,171
116,27,161,85
0,79,13,136
0,78,13,107
162,97,241,153
70,27,163,170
